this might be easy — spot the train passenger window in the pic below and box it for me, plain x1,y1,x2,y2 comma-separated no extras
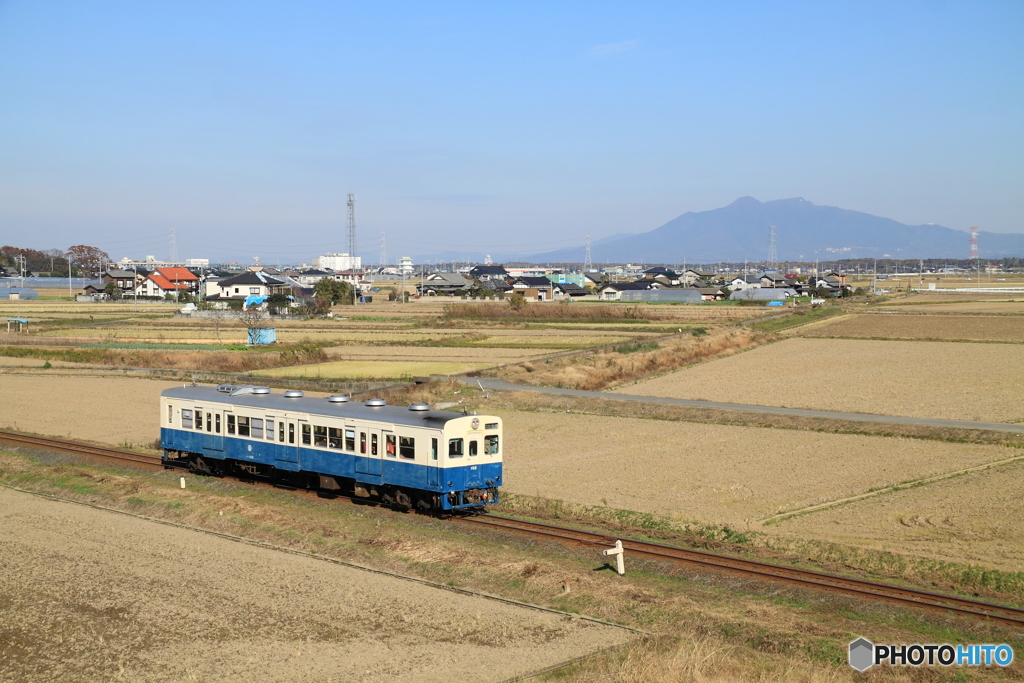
226,414,235,434
206,412,212,432
278,421,285,442
288,423,295,444
251,418,263,439
485,435,499,455
215,414,221,434
399,436,415,459
359,433,367,454
195,410,203,430
431,438,438,461
181,409,193,429
385,434,396,457
371,434,378,456
448,438,464,458
238,416,250,437
328,427,343,449
301,424,311,446
485,423,498,430
265,419,274,440
168,405,172,424
345,429,355,451
313,425,328,448
469,440,478,457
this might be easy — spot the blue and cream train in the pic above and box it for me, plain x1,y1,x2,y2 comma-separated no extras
160,385,502,510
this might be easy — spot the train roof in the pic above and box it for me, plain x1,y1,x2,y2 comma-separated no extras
161,385,488,428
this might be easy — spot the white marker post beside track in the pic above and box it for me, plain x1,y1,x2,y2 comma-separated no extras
603,540,625,575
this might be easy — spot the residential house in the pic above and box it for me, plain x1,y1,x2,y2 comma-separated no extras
728,275,762,291
205,271,287,301
294,269,332,286
417,272,474,296
596,281,656,300
694,287,726,301
682,269,716,285
759,271,787,288
510,276,555,301
101,269,140,293
468,265,510,282
551,282,589,298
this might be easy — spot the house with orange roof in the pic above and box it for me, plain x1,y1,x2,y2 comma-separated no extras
133,267,200,298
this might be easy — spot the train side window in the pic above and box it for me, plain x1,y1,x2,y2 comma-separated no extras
181,409,193,429
345,429,355,451
485,435,499,455
265,419,274,440
278,421,285,442
215,414,221,434
238,416,250,437
168,405,172,424
194,410,203,430
206,412,212,432
431,438,438,461
385,434,396,457
485,422,498,430
448,438,464,458
251,418,263,439
313,425,327,447
301,424,311,446
289,423,295,444
399,436,415,459
226,414,235,434
468,440,478,457
360,432,367,454
328,427,343,449
371,434,378,456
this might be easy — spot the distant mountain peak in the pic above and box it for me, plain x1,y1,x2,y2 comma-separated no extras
729,196,762,207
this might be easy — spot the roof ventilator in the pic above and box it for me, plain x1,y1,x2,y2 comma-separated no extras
327,395,350,403
216,384,235,393
364,398,386,407
283,390,304,398
408,403,430,411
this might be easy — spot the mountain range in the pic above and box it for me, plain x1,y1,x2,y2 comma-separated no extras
470,197,1024,264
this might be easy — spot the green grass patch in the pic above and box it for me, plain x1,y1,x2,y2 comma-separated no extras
748,306,842,332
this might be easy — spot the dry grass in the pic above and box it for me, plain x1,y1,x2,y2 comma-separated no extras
616,337,1024,422
802,313,1024,342
486,328,766,391
444,301,668,320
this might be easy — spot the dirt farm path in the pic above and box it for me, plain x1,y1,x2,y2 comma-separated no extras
0,487,631,682
466,378,1024,434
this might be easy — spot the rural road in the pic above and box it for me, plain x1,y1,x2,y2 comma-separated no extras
461,378,1024,434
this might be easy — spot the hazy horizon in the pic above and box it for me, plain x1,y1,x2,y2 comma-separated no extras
2,1,1022,263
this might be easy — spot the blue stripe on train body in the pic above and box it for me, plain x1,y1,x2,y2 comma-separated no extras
159,386,503,510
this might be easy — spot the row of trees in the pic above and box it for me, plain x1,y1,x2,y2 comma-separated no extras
0,244,111,276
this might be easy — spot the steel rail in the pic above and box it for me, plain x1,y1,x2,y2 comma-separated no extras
6,429,1023,628
459,514,1024,628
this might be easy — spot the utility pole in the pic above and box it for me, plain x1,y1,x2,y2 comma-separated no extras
379,231,387,270
67,256,73,300
347,193,357,306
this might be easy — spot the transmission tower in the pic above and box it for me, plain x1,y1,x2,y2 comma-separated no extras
969,226,979,260
347,193,357,263
583,234,593,271
379,231,387,268
169,227,178,263
767,225,777,271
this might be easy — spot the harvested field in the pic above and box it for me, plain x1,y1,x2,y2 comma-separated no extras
0,487,628,682
880,301,1024,313
323,346,549,362
497,410,1018,526
615,337,1024,423
773,459,1024,573
256,360,492,378
800,313,1024,342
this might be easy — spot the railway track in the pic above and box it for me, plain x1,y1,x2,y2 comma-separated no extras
4,429,1023,629
458,515,1024,629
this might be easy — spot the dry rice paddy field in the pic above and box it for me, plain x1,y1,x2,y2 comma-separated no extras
614,337,1024,423
496,409,1021,528
773,459,1024,573
800,312,1024,342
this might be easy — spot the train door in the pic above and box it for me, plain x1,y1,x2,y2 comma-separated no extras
427,437,440,488
276,418,301,464
355,427,382,483
203,408,224,453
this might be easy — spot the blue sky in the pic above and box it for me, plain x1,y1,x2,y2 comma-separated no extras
1,1,1021,263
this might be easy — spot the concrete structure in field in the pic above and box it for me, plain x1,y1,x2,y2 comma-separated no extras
314,253,362,271
619,289,703,303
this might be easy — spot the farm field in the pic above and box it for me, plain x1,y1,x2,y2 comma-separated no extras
800,313,1024,342
495,410,1017,527
879,301,1024,313
256,359,492,379
0,487,627,682
773,459,1024,573
614,337,1024,423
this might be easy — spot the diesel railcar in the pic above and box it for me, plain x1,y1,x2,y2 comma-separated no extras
160,384,502,510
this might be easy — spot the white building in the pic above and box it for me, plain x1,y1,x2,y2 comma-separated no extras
314,253,362,271
398,256,414,275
